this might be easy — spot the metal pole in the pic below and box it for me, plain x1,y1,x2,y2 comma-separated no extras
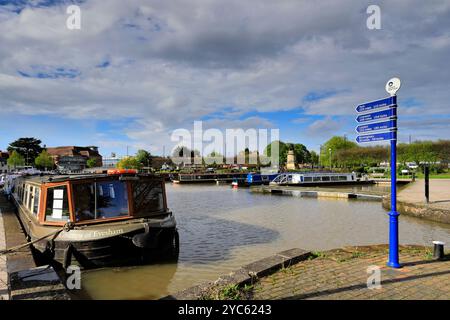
329,148,332,170
425,165,430,203
387,95,400,268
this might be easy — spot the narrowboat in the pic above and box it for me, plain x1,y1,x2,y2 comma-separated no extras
269,172,373,186
5,170,179,269
171,172,248,184
244,173,279,186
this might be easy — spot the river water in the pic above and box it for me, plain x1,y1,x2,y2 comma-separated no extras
78,183,450,300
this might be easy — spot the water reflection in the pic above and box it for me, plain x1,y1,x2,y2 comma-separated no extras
78,183,449,300
178,215,279,263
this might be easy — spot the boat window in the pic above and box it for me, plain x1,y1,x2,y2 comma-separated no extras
322,176,330,181
27,186,34,211
45,186,70,222
73,181,129,222
339,176,348,181
331,176,340,181
22,184,28,204
132,180,164,215
304,177,313,182
313,176,321,182
32,187,40,216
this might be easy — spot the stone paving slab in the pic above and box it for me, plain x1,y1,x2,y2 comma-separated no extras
250,245,450,300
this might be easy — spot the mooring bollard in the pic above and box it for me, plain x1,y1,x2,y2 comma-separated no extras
432,241,445,260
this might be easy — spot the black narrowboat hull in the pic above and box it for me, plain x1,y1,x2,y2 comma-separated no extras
32,227,179,268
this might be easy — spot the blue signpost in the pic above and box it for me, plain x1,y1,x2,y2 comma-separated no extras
356,120,396,134
356,131,395,143
356,107,396,123
355,78,402,268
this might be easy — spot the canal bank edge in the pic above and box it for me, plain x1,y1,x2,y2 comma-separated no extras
382,196,450,224
0,194,71,300
250,186,383,201
165,245,449,300
162,248,312,300
0,206,8,300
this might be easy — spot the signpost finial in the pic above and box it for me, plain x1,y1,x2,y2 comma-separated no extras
385,77,401,96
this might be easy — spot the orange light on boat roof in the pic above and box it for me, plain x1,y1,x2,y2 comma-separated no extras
107,169,138,175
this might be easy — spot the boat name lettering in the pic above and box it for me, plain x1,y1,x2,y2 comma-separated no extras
92,229,124,237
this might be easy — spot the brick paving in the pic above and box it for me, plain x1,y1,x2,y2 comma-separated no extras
250,245,450,300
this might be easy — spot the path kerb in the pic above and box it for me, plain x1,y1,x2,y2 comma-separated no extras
163,248,311,300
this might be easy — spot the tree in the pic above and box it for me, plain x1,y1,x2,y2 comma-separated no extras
135,149,152,167
264,140,289,165
86,158,97,168
310,151,319,166
264,141,312,165
321,136,357,168
35,150,54,170
7,137,43,165
292,143,311,164
7,150,25,167
204,150,224,166
117,156,142,170
172,146,191,158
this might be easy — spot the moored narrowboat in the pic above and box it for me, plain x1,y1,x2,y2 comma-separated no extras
270,172,374,186
5,170,179,269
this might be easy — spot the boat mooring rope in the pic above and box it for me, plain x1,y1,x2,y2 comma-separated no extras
0,222,74,256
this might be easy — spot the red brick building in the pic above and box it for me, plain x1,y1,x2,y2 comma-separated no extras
46,146,102,170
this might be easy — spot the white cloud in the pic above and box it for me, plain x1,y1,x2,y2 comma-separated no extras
0,0,450,153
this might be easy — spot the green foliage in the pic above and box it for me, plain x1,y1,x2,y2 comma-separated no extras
217,283,253,300
336,145,388,168
318,139,450,171
7,150,25,167
7,137,43,165
321,136,357,167
34,150,54,169
264,141,311,165
135,149,152,166
86,158,97,168
310,150,319,166
117,156,142,169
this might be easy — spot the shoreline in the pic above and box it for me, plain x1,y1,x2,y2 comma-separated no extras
249,182,450,224
164,244,449,300
0,193,70,300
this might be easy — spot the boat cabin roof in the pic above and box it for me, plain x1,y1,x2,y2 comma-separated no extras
19,173,162,185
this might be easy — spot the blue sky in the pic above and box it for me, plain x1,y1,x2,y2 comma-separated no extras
1,0,450,157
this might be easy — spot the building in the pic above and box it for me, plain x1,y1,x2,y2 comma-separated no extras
0,151,9,173
46,146,103,171
102,155,124,168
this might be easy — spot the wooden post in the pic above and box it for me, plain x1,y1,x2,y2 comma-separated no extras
424,165,430,203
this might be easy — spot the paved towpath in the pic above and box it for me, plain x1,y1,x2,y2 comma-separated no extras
0,202,9,300
249,245,449,300
398,179,450,210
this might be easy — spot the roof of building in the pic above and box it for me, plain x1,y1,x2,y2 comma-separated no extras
46,146,101,158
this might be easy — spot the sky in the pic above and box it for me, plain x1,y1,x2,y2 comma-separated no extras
0,0,450,157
